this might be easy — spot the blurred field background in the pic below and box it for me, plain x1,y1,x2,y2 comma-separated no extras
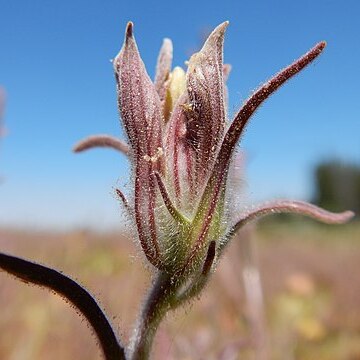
1,220,360,360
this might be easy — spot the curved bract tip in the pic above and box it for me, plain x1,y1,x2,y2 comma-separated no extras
230,201,355,238
202,21,229,49
318,40,327,50
72,134,130,155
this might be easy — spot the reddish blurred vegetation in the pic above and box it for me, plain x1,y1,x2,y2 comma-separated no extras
1,221,360,360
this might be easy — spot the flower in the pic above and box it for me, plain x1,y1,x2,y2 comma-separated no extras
74,22,353,279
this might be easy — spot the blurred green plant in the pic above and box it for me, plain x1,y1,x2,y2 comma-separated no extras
313,160,360,217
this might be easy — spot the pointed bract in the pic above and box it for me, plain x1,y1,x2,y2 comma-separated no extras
185,22,228,183
113,22,165,267
113,22,164,157
220,200,354,251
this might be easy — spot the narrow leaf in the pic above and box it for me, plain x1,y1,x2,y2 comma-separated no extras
73,134,130,155
154,172,190,226
220,200,354,251
185,21,228,182
0,253,125,360
114,22,165,268
115,187,131,213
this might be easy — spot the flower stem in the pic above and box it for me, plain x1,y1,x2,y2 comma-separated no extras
130,271,177,360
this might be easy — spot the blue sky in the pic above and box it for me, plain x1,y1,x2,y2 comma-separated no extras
0,0,359,230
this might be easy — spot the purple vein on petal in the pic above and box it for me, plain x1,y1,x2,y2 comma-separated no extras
73,135,130,155
164,93,189,202
154,172,190,226
202,240,216,276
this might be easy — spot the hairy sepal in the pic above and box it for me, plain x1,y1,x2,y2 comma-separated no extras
185,21,228,183
164,93,197,209
114,22,165,268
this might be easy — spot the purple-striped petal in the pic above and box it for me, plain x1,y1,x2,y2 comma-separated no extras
154,38,173,119
164,93,196,205
113,22,164,158
185,21,228,182
114,22,165,268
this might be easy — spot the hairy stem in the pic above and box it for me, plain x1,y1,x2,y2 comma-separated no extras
130,246,216,360
130,271,177,360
